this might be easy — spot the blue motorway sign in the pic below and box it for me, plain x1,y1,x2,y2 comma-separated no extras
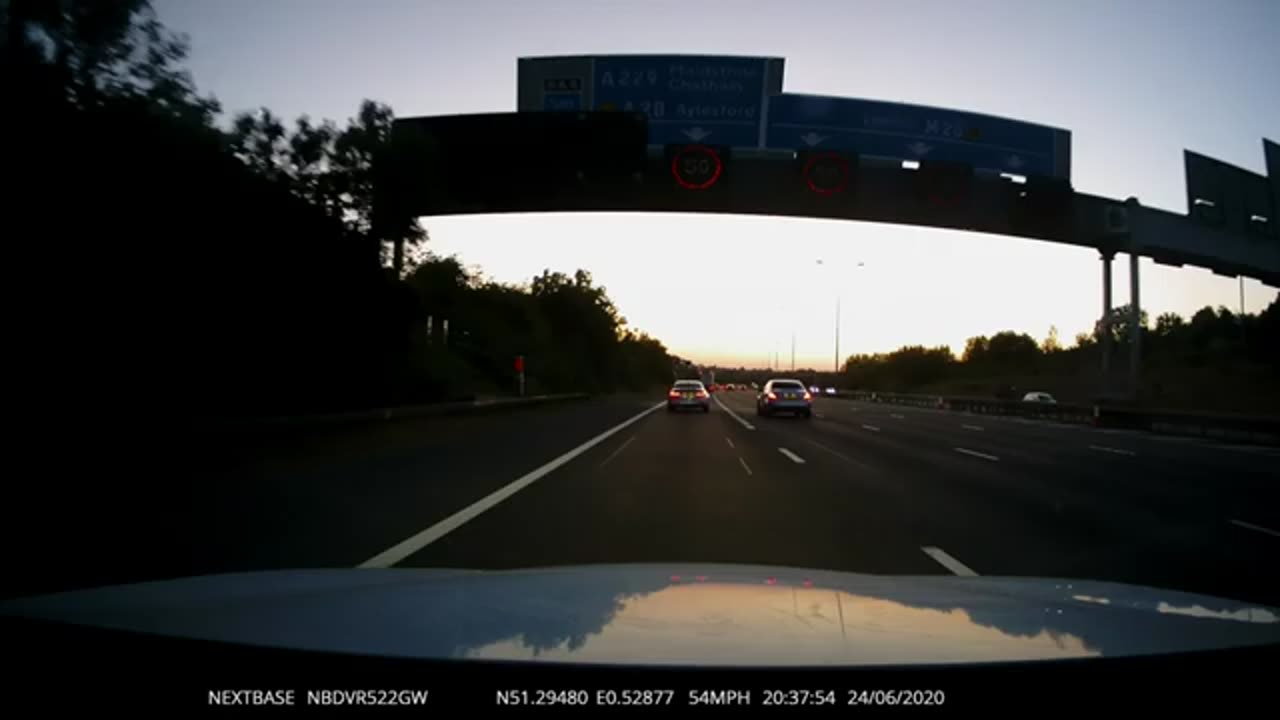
590,55,783,147
766,94,1072,181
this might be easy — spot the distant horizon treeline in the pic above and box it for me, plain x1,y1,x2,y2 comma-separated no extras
833,301,1280,408
699,300,1279,411
3,0,674,419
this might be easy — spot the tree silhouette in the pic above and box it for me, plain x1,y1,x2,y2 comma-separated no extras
1041,326,1061,354
962,336,989,364
403,259,672,396
340,99,428,275
228,108,290,182
842,300,1277,410
1093,304,1149,347
4,0,220,124
1154,312,1184,336
228,99,428,273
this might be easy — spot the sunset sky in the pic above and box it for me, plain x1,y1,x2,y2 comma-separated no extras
155,0,1279,369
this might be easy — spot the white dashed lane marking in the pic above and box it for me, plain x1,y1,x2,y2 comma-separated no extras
953,447,999,462
1089,444,1136,457
778,448,806,464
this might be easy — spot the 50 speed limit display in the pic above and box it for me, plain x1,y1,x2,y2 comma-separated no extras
670,145,723,190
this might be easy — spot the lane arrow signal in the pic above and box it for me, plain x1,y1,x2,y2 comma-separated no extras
800,132,827,147
907,141,933,157
682,127,712,142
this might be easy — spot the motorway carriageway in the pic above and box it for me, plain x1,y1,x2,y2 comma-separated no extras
13,391,1279,607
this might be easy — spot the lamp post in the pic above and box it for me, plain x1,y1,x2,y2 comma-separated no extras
816,259,865,374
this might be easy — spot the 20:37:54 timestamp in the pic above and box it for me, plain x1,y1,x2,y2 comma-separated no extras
762,689,839,706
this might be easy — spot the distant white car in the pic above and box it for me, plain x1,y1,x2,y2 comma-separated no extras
1022,391,1057,404
824,387,837,396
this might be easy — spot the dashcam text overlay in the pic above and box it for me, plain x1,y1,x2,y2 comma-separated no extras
208,689,431,707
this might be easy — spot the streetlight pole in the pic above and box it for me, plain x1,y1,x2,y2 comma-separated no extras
1239,275,1247,344
834,296,841,374
817,259,863,374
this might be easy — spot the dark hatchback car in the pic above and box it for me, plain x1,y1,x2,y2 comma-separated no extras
756,379,813,418
668,380,710,413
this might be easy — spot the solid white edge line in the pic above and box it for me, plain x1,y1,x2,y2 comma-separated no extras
1088,444,1136,457
861,424,881,432
953,447,1000,462
922,546,979,576
1230,519,1280,539
725,436,735,449
961,424,984,431
714,395,756,430
778,447,806,464
738,457,753,476
358,401,666,569
598,434,637,467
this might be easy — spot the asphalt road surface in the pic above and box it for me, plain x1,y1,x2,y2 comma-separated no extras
8,391,1280,608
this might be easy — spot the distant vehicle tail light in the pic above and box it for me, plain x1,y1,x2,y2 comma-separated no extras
696,390,709,398
668,390,681,399
803,391,812,401
766,391,777,400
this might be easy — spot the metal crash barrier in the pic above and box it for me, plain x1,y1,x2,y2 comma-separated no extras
836,390,1279,445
